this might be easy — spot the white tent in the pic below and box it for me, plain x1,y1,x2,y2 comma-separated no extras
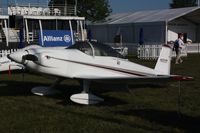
89,7,200,48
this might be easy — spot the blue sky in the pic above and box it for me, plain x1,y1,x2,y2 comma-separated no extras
1,0,47,6
15,0,47,5
109,0,172,13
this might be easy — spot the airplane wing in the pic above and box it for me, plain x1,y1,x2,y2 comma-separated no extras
76,75,194,84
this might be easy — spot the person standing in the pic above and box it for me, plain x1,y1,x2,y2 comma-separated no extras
174,33,185,64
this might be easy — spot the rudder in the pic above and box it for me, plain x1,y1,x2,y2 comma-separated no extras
154,45,172,75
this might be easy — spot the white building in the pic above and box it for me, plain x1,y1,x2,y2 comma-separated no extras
89,7,200,52
0,4,86,50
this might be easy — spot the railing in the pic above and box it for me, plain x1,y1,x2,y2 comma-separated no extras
137,43,200,60
49,4,77,16
2,28,20,42
8,4,76,16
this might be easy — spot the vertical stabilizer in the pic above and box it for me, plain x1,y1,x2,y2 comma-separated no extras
154,45,172,75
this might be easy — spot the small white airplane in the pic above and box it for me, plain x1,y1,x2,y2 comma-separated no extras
8,41,193,105
0,45,68,73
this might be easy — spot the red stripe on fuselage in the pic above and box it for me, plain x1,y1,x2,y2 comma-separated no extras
46,56,154,77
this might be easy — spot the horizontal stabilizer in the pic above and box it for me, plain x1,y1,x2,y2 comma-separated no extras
170,75,194,81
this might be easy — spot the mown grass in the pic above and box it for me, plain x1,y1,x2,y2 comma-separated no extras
0,54,200,133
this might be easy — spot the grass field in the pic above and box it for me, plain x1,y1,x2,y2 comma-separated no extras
0,54,200,133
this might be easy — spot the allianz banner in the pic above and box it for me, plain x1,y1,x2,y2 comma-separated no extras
39,30,73,47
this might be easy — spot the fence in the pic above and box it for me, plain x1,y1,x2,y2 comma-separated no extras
0,48,18,58
186,43,200,54
137,43,200,60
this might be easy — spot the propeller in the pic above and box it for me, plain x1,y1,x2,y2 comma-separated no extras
22,54,38,62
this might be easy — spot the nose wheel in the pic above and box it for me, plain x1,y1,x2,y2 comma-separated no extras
70,80,104,105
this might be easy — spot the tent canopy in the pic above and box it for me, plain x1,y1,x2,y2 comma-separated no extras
96,7,200,25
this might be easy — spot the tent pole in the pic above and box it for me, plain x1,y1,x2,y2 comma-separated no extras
39,20,44,46
165,21,168,44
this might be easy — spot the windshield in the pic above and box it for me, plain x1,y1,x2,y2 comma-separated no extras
67,41,93,56
67,41,124,58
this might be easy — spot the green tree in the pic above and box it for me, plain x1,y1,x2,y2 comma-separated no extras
49,0,112,22
170,0,198,8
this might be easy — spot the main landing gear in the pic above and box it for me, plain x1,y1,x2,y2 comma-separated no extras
31,79,104,105
70,80,104,105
